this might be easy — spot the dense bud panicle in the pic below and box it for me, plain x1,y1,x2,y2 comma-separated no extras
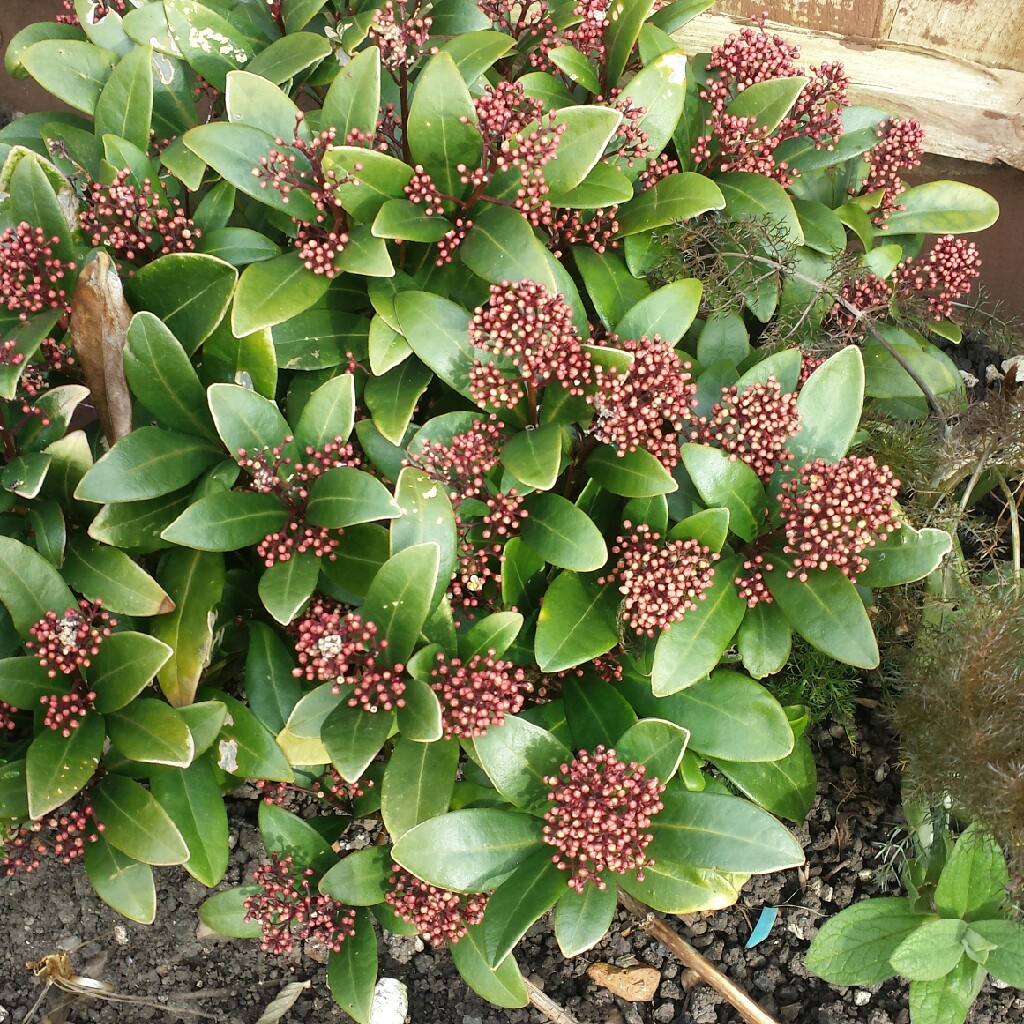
600,523,720,637
430,650,531,738
831,273,893,329
368,0,437,71
26,599,114,678
893,234,981,320
57,0,126,24
590,336,697,471
0,223,76,321
735,553,775,608
406,419,505,505
2,799,104,875
0,700,17,732
692,376,802,481
245,855,356,955
857,117,925,224
386,866,489,944
543,746,665,893
779,455,900,581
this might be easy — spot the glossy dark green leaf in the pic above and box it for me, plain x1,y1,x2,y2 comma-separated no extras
564,677,638,751
520,493,607,571
306,467,400,529
365,358,432,444
361,543,440,664
396,676,444,742
320,846,393,906
62,536,173,616
178,701,228,758
615,173,726,237
87,632,173,713
604,0,655,87
461,611,523,661
726,76,807,135
161,491,286,551
713,737,817,822
501,424,565,491
535,572,619,673
327,910,380,1024
87,493,190,553
450,924,529,1008
788,346,864,466
206,690,293,782
615,719,690,784
0,535,75,634
0,656,60,708
84,832,156,924
321,46,380,140
199,227,281,266
586,444,677,498
246,31,331,83
668,508,730,552
573,246,650,329
322,702,393,782
19,39,117,115
95,44,153,152
390,466,459,606
150,758,229,887
547,45,601,93
543,105,623,193
232,252,331,336
717,171,803,245
259,800,337,876
554,881,617,957
393,291,479,399
474,715,570,814
381,737,459,841
614,279,702,344
858,525,953,588
439,29,515,83
681,445,765,542
258,552,320,626
736,600,792,680
106,698,195,768
274,308,369,371
245,621,302,734
295,374,356,449
92,775,189,866
26,712,105,819
0,760,28,820
393,809,545,891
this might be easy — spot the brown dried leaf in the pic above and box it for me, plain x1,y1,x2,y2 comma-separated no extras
586,962,661,1002
68,252,133,445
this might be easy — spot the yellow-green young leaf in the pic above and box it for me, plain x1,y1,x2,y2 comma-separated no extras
225,70,300,140
520,493,607,571
473,715,570,814
92,775,189,866
199,886,264,939
891,918,969,981
563,677,637,751
555,881,617,956
668,508,730,551
535,572,620,672
95,44,153,152
804,897,929,985
327,910,379,1024
934,823,1010,920
713,737,817,822
150,759,229,887
19,40,118,115
320,846,392,906
5,22,83,80
381,737,460,841
882,181,999,236
63,536,173,616
908,959,987,1024
322,45,380,139
971,920,1024,988
87,632,174,712
450,924,529,1008
84,832,156,924
26,712,105,819
620,860,744,915
106,698,195,768
0,535,76,634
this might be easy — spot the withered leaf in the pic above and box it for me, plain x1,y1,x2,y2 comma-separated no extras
586,962,661,1002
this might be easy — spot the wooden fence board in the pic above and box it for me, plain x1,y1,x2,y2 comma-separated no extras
715,0,883,38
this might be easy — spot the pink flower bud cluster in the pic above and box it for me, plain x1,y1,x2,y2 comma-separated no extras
0,223,76,322
469,280,593,409
385,866,489,944
543,746,665,893
735,553,774,608
368,0,437,72
81,170,199,266
602,94,651,168
600,522,720,637
691,376,802,481
893,235,981,320
41,682,99,737
562,0,612,66
779,455,899,581
57,0,126,25
0,700,18,732
589,336,697,470
1,800,104,876
311,766,371,805
27,599,114,678
244,855,356,955
797,353,825,388
533,650,625,703
477,0,557,66
292,599,406,713
256,767,371,812
406,419,505,505
831,273,893,329
856,118,925,224
429,650,531,738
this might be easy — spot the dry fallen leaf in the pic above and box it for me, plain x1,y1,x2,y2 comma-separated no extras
68,251,133,445
587,962,661,1002
254,980,310,1024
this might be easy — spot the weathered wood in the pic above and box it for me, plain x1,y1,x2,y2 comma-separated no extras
715,0,882,38
879,0,1024,73
674,12,1024,170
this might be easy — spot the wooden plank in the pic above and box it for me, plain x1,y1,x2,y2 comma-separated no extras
674,12,1024,170
715,0,882,38
879,0,1024,73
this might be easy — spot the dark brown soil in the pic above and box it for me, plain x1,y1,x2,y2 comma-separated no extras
2,704,1022,1024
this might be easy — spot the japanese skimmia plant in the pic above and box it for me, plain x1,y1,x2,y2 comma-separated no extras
0,0,997,1016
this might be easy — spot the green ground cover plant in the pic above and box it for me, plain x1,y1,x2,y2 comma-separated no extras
0,0,1008,1018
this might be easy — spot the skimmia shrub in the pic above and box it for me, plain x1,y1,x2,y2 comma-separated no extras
0,0,986,1017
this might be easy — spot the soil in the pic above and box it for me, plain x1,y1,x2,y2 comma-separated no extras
3,703,1022,1024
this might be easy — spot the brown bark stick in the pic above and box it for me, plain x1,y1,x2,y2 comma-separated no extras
524,977,585,1024
618,890,781,1024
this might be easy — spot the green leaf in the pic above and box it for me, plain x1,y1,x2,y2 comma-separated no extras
564,677,638,751
245,621,302,733
207,382,289,457
573,246,650,329
124,254,237,355
84,832,156,924
500,424,563,491
396,676,444,742
543,106,623,194
371,199,451,243
20,40,117,115
737,600,792,679
224,70,300,140
620,860,743,915
450,924,529,1008
306,467,400,529
273,309,370,371
393,808,545,892
788,345,864,466
161,490,286,550
283,0,329,32
5,23,84,80
95,45,153,152
150,759,229,887
615,719,690,784
327,910,379,1024
668,508,730,551
365,359,432,444
381,737,460,841
461,612,523,662
275,683,337,765
681,445,765,543
616,173,725,237
320,846,392,907
484,849,567,966
934,823,1010,921
62,536,173,616
535,572,620,673
614,279,702,344
26,712,104,819
106,698,195,768
0,657,59,709
726,77,807,135
92,775,189,866
794,198,847,255
245,32,331,84
258,553,320,626
713,737,816,822
766,558,879,669
392,291,480,399
361,544,440,664
891,918,969,982
321,702,393,782
716,172,804,245
164,0,256,91
908,959,987,1024
586,445,678,498
208,690,293,781
863,326,963,407
323,148,413,221
391,467,459,608
407,52,482,197
124,313,217,440
88,632,174,713
75,428,223,503
971,920,1024,988
0,760,28,820
650,788,803,874
882,181,999,235
178,701,227,758
604,0,655,87
199,887,263,940
152,550,226,707
858,525,953,588
554,882,617,957
520,493,607,571
322,46,380,140
439,29,514,84
232,252,331,336
259,800,336,876
0,535,75,635
547,46,601,94
474,715,571,814
199,227,281,267
804,897,930,984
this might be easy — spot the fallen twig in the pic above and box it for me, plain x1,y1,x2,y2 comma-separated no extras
524,976,584,1024
618,890,781,1024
